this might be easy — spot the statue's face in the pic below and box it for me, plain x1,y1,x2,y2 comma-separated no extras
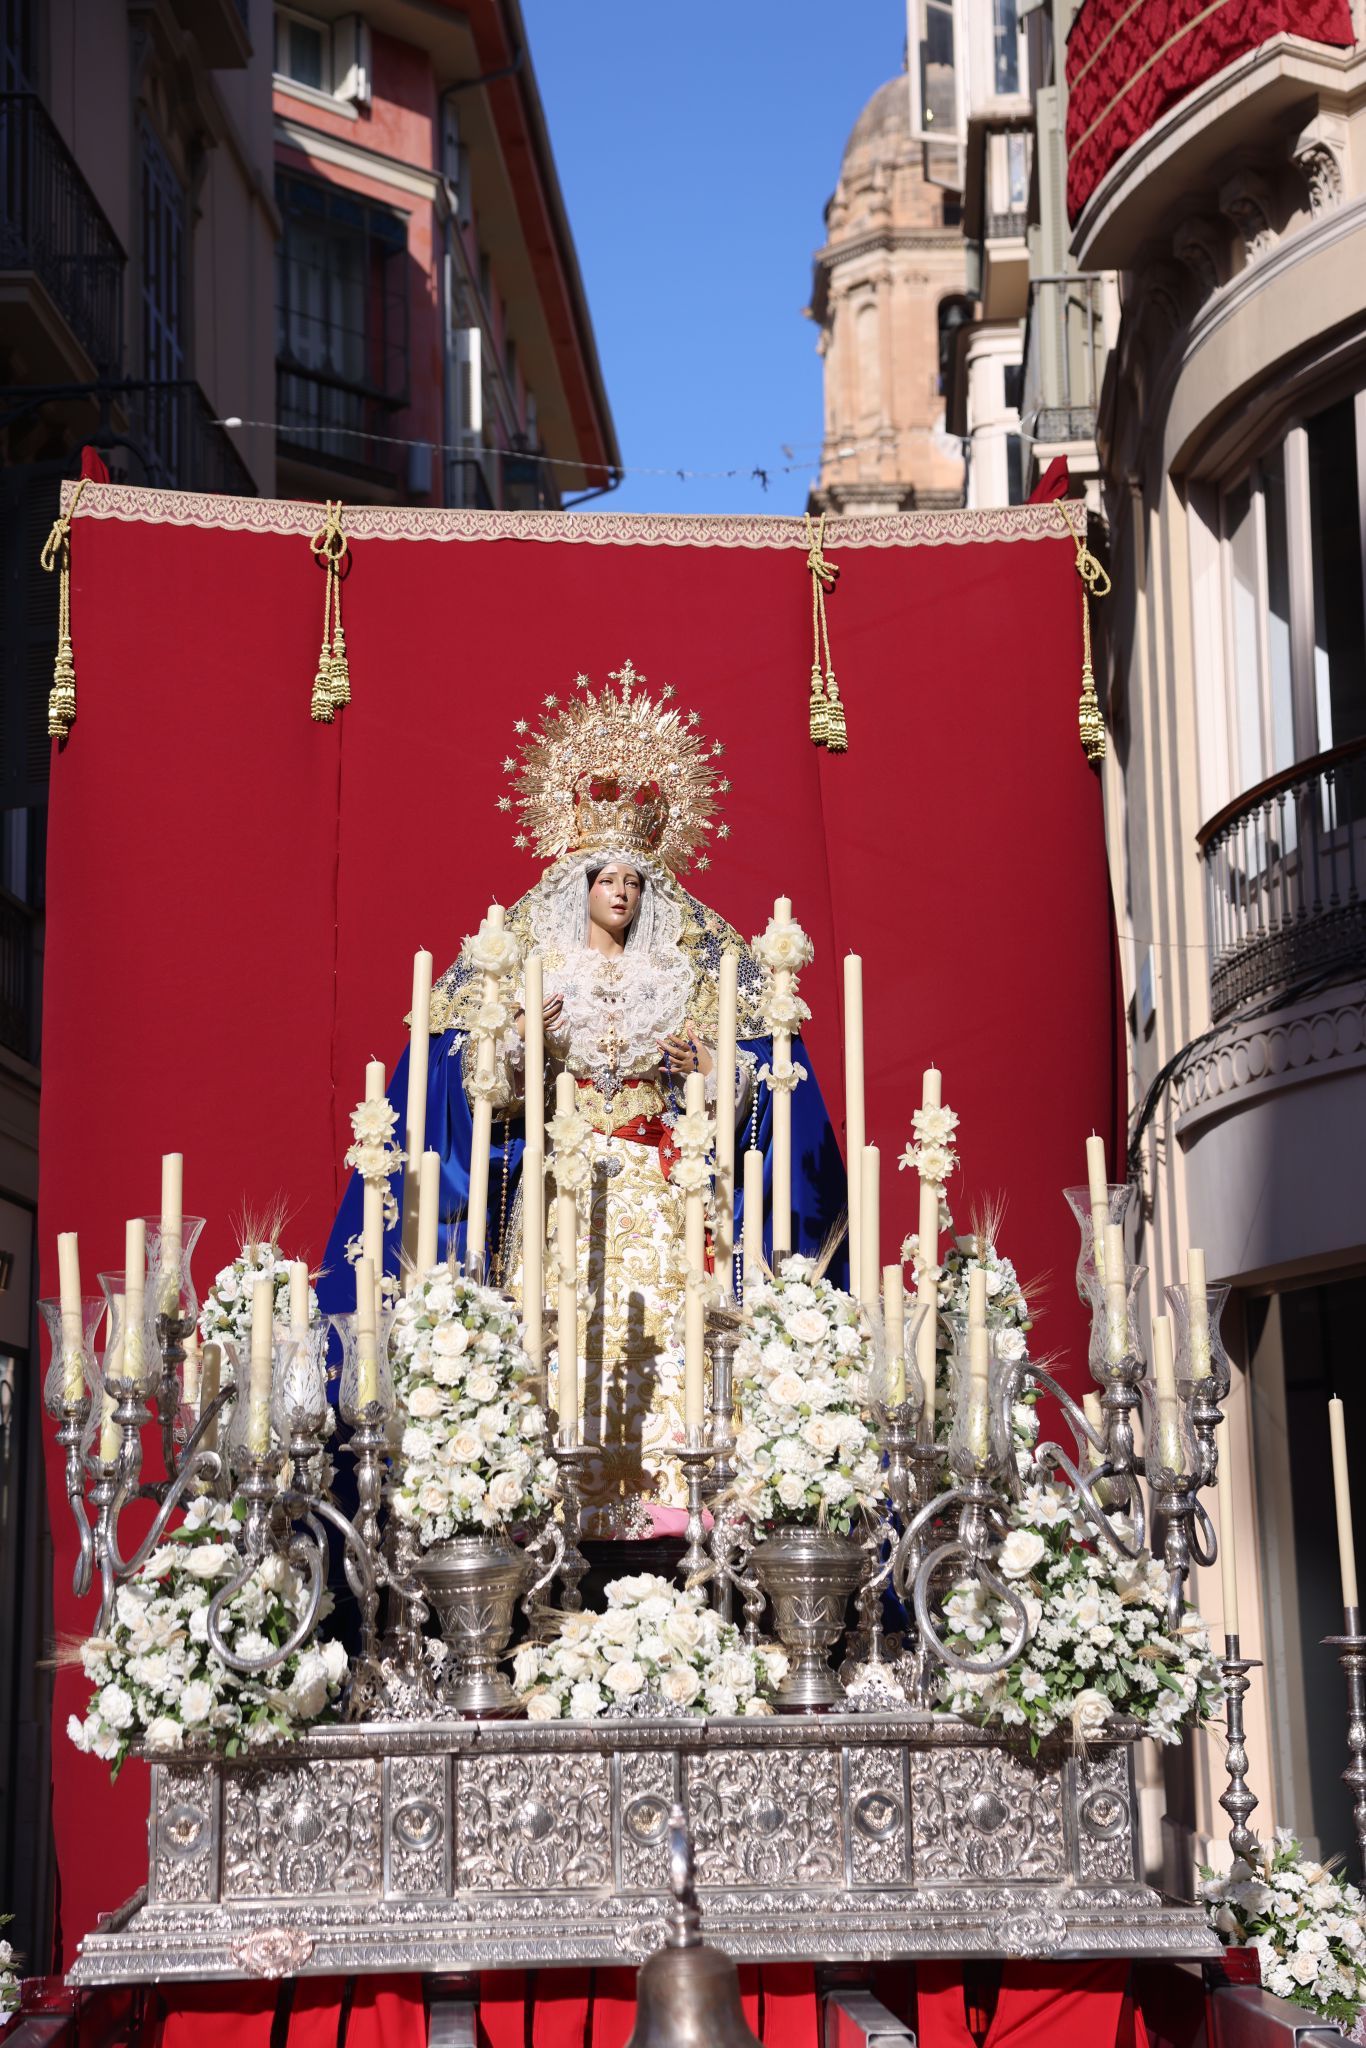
587,862,643,939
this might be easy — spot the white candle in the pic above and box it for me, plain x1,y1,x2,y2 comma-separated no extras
859,1145,880,1313
248,1273,274,1454
523,952,546,1158
713,950,738,1291
1186,1247,1211,1379
159,1153,183,1314
99,1389,120,1464
1086,1134,1109,1281
57,1231,84,1401
1329,1396,1359,1613
683,1072,708,1431
198,1342,221,1453
1215,1456,1240,1638
922,1065,942,1112
521,1146,544,1370
124,1217,147,1387
362,1058,386,1286
1082,1390,1104,1453
915,1176,939,1438
743,1148,764,1302
465,906,503,1274
1104,1222,1128,1364
966,1321,991,1461
416,1151,441,1275
182,1327,202,1408
770,897,794,1260
1152,1315,1183,1475
288,1259,310,1339
883,1263,905,1406
401,949,434,1271
844,955,865,1292
355,1256,379,1410
967,1261,988,1328
554,1072,579,1443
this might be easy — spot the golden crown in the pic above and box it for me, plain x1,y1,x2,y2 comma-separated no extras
497,661,731,874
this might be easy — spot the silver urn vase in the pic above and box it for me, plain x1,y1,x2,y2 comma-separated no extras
414,1534,531,1718
750,1523,863,1711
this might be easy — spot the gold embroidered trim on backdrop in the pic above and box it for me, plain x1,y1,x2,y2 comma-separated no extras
41,474,89,739
57,481,1087,553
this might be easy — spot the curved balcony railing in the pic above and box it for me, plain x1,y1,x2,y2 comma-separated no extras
0,93,125,374
1199,737,1366,1019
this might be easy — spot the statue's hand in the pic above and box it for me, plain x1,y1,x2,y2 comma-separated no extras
658,1023,713,1078
515,995,564,1043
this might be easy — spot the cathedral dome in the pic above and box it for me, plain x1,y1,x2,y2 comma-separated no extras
841,76,912,167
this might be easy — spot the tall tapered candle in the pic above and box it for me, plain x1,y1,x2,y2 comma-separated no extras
743,1149,764,1302
182,1327,202,1408
400,949,434,1270
523,952,545,1158
1104,1222,1128,1363
1215,1456,1239,1637
883,1263,905,1405
100,1300,122,1456
198,1342,221,1453
683,1072,708,1430
713,950,738,1291
57,1231,83,1400
416,1151,441,1275
159,1153,183,1313
1152,1315,1183,1475
355,1256,379,1410
521,1147,544,1370
288,1259,309,1340
1086,1134,1109,1281
362,1059,387,1285
859,1145,880,1313
966,1266,991,1462
555,1072,579,1443
968,1262,988,1329
465,907,503,1274
916,1176,939,1438
99,1389,120,1464
844,955,865,1292
1082,1391,1104,1451
248,1274,274,1454
124,1217,147,1386
1329,1396,1359,1614
770,897,793,1259
1186,1247,1211,1379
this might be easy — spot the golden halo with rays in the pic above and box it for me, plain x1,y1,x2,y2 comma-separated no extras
500,659,731,876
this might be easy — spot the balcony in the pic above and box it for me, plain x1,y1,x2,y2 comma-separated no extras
1020,273,1106,448
276,363,407,496
1200,737,1366,1020
0,93,125,379
119,380,257,494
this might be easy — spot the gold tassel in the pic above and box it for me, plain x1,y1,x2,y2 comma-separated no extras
309,501,351,722
40,475,88,741
1059,503,1111,763
804,511,845,751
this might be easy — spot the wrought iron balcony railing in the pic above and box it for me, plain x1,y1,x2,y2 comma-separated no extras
276,362,406,478
1199,737,1366,1019
0,93,125,374
1021,272,1105,447
123,379,257,496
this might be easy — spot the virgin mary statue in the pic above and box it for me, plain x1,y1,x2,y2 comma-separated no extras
321,662,845,1534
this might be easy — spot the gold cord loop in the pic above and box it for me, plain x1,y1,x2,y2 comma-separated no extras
41,475,88,740
309,501,352,722
1060,503,1110,763
804,511,846,753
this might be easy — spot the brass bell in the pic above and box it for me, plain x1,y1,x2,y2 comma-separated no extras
625,1804,762,2048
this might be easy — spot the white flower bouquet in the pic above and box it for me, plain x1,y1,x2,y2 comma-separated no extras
732,1255,882,1537
1200,1831,1366,2023
938,1477,1222,1750
66,1498,345,1772
0,1919,17,2016
390,1267,555,1545
199,1240,319,1379
512,1574,786,1719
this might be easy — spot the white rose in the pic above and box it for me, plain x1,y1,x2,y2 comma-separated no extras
568,1680,605,1719
144,1715,184,1752
1072,1688,1112,1740
718,1651,756,1690
524,1689,560,1720
184,1544,235,1580
605,1659,646,1699
997,1529,1047,1580
664,1609,703,1653
465,1368,499,1401
776,1472,808,1509
661,1666,701,1708
486,1471,524,1515
597,1609,638,1645
406,1384,445,1419
513,1646,542,1690
448,1428,482,1463
180,1680,215,1726
98,1684,135,1731
321,1640,349,1685
432,1323,470,1358
767,1371,808,1410
802,1415,843,1455
784,1308,828,1347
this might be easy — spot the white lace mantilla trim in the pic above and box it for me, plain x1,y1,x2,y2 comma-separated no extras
58,481,1084,551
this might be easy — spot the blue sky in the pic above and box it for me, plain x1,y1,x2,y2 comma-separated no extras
522,2,908,516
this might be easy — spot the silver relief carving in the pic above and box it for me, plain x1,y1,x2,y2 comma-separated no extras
687,1747,842,1887
845,1746,907,1887
387,1753,449,1898
230,1927,316,1977
1074,1749,1137,1883
152,1766,218,1906
223,1759,382,1898
911,1747,1065,1882
455,1751,611,1891
618,1748,677,1893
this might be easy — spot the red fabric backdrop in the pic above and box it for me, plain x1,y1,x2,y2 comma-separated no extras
1065,0,1355,222
38,487,1117,1962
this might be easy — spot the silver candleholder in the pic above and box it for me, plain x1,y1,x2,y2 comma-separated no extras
674,1435,718,1588
1324,1606,1366,1878
706,1313,742,1493
548,1434,592,1611
1219,1632,1261,1862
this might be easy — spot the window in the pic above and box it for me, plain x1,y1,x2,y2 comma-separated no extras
139,123,186,481
937,294,973,395
275,173,408,466
274,9,370,105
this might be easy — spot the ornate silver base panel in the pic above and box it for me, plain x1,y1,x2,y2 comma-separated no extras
69,1719,1219,1985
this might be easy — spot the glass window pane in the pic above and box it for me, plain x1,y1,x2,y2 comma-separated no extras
1262,445,1295,773
1307,395,1366,751
919,0,957,133
1225,479,1263,792
285,18,325,91
993,0,1019,96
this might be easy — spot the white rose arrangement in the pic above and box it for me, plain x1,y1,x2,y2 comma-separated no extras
732,1255,882,1537
66,1498,346,1772
462,914,521,1104
0,1918,16,2016
344,1093,406,1234
512,1574,786,1719
199,1241,319,1382
938,1476,1222,1750
899,1200,1038,1452
390,1268,555,1544
752,913,813,1087
1201,1831,1366,2024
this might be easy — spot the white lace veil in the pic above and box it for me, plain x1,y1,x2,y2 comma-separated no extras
526,849,694,1075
